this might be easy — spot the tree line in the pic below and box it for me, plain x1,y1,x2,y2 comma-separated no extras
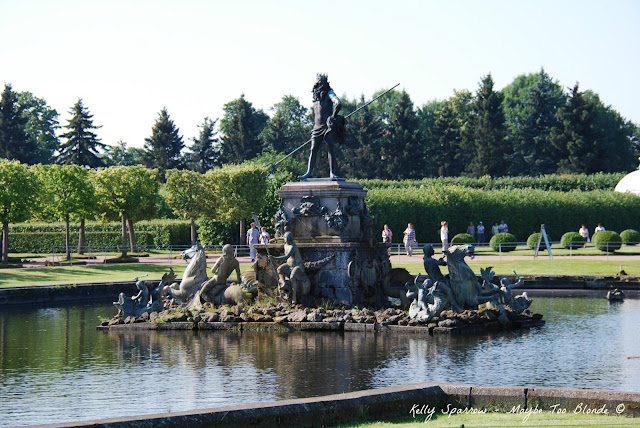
1,68,638,180
0,160,267,264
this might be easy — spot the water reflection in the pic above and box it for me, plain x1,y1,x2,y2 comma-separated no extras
1,298,639,426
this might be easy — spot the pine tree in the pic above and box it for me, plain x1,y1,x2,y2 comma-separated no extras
219,95,268,163
381,91,422,179
340,95,385,179
188,117,220,173
470,74,507,177
58,99,105,167
0,84,34,163
549,83,599,173
142,108,185,180
417,100,446,177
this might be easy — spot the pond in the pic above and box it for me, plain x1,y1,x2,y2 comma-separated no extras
1,297,639,426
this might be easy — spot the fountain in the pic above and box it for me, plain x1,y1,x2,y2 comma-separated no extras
100,74,543,334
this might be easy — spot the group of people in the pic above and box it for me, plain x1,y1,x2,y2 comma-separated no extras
382,218,512,254
246,222,272,262
578,223,605,246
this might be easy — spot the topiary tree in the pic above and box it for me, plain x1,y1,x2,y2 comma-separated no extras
560,232,585,249
489,232,517,252
164,169,208,245
620,229,640,246
450,233,475,245
592,230,622,253
527,232,551,249
204,161,267,244
0,160,40,263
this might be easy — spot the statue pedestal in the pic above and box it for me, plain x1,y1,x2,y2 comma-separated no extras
255,179,391,306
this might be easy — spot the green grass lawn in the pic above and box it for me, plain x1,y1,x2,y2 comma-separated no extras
0,257,637,288
394,258,640,277
333,412,637,427
0,262,254,288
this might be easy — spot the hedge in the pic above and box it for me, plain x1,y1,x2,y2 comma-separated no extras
490,233,517,252
365,185,640,245
450,233,475,245
8,221,191,253
592,230,622,253
527,232,551,250
560,232,585,249
620,229,640,245
361,172,625,192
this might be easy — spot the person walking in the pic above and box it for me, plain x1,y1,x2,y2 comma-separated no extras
579,224,590,248
259,226,271,245
382,224,393,255
246,222,260,262
492,222,500,236
477,221,485,245
467,222,475,238
403,223,417,256
440,221,449,252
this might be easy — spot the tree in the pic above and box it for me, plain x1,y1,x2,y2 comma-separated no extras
187,117,220,173
260,95,311,154
204,162,267,244
35,164,94,260
0,84,34,163
58,99,106,168
219,95,268,164
164,169,209,244
469,74,508,177
417,99,446,177
93,166,158,257
340,95,385,179
380,91,422,179
124,166,159,251
589,96,638,173
16,91,60,164
502,69,566,175
104,141,145,166
0,160,39,263
142,108,185,180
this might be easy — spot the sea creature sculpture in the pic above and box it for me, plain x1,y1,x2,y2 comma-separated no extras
164,244,208,303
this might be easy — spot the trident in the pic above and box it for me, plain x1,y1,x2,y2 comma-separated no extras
265,83,400,173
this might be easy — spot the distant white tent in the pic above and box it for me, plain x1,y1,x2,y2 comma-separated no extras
615,160,640,196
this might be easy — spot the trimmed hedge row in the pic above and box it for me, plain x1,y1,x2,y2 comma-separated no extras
8,221,191,252
361,172,625,192
365,185,640,245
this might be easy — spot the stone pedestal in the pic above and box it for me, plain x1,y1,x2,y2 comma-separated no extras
254,179,391,306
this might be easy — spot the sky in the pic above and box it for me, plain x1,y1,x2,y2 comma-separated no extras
2,0,639,149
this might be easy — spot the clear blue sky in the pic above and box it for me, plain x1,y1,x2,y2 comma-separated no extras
2,0,639,148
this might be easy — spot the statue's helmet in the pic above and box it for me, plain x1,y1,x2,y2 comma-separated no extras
423,243,435,257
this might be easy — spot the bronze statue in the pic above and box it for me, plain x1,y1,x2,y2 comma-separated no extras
200,244,241,303
299,73,344,179
270,232,311,304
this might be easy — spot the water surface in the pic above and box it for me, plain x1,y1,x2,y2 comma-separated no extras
1,297,639,426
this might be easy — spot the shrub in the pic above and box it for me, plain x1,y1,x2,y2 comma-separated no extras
620,229,640,246
560,232,585,249
489,233,517,252
592,230,622,253
451,233,476,245
526,232,551,249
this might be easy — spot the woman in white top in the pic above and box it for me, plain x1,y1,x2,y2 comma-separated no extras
579,224,590,247
440,221,449,252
